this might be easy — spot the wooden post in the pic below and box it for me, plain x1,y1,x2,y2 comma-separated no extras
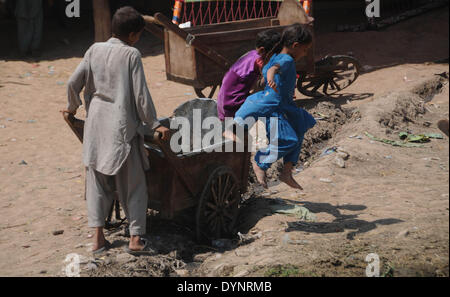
93,0,111,42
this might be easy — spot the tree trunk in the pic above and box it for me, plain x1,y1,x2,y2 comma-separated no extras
93,0,111,42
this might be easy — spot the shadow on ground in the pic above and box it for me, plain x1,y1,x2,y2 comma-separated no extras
236,196,403,240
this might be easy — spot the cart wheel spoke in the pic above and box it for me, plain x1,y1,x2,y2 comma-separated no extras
206,210,216,224
206,202,217,211
331,80,341,91
220,175,230,203
311,83,322,94
196,166,241,242
211,183,219,205
300,55,360,97
223,209,234,221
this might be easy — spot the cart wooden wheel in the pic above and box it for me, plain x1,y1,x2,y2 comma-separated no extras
196,166,240,242
194,84,220,99
297,55,361,97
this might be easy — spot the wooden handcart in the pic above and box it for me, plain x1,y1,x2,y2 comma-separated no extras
144,3,361,98
63,100,251,242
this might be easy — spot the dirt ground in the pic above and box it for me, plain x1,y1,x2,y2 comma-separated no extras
0,9,448,277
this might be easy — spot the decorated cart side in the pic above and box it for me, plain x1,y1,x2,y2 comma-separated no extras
144,0,361,98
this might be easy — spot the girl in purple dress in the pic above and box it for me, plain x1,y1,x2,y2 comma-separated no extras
217,30,281,121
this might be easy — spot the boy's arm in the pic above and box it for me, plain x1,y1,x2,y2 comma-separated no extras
131,52,161,131
66,49,90,114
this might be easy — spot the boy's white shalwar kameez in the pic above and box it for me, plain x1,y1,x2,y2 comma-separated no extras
67,37,160,235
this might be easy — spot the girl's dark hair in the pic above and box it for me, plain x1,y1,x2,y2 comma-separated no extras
255,29,281,52
112,6,145,38
269,23,313,56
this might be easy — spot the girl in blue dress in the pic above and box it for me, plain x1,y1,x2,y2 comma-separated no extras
234,23,316,189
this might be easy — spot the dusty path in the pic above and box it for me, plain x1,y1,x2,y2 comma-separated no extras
0,9,448,276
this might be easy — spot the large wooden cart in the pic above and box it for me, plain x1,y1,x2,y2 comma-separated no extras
144,9,361,98
63,100,251,242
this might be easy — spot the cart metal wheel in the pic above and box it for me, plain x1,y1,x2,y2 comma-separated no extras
297,55,361,98
194,84,220,99
196,166,240,242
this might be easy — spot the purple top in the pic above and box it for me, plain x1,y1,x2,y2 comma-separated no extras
217,50,263,121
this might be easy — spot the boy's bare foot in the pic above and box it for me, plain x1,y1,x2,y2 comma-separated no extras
128,235,145,251
252,160,268,189
93,227,106,251
279,171,303,190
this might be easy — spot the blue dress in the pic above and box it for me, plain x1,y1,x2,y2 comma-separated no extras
234,53,316,170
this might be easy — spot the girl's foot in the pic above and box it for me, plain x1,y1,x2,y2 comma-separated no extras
252,160,268,189
280,163,303,190
279,172,303,190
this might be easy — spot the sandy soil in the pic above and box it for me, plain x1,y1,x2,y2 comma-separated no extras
0,9,448,277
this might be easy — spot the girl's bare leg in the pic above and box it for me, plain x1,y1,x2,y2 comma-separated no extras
280,162,303,190
252,160,268,189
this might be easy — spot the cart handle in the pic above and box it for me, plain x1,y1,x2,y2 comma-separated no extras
143,15,164,41
153,12,231,69
62,111,84,143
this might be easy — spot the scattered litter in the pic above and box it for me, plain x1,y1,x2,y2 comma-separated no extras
399,132,443,143
269,203,316,221
313,112,329,121
365,132,424,148
320,146,338,157
52,230,64,236
237,231,262,245
319,178,332,183
184,92,193,96
385,155,393,159
48,66,55,75
19,160,27,165
349,134,363,140
0,125,5,129
27,120,36,124
56,81,65,86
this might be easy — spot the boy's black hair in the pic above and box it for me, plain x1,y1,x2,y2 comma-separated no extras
112,6,145,38
255,29,281,52
271,23,313,55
